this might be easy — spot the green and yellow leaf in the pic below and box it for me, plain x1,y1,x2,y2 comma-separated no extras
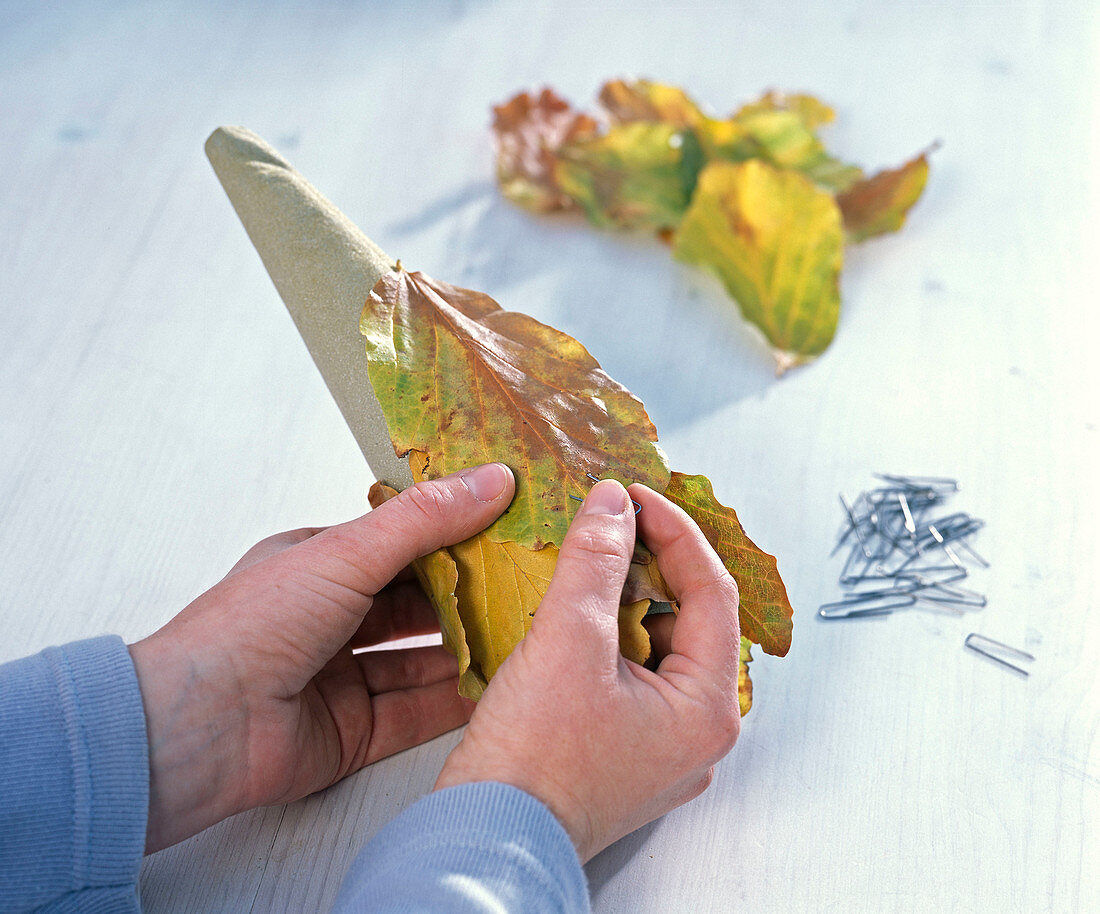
672,159,844,371
555,122,704,231
733,90,836,131
731,108,863,192
663,471,793,656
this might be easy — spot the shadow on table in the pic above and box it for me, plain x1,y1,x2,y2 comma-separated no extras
584,818,661,898
383,183,778,431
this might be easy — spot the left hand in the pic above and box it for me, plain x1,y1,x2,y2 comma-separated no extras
129,462,514,852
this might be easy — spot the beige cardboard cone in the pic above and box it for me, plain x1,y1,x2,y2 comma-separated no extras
205,125,413,490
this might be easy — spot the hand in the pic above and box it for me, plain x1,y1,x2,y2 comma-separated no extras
129,462,515,853
435,478,742,861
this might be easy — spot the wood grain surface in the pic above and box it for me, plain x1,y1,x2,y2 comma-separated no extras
1,2,1097,911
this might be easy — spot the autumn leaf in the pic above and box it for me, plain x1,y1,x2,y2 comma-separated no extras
491,88,600,213
739,637,753,716
663,472,793,656
449,529,653,688
598,78,708,129
369,480,487,699
838,148,933,242
362,271,786,698
733,90,836,131
673,159,844,371
554,122,704,231
490,81,932,370
385,451,651,697
622,542,675,605
596,78,758,167
731,108,863,192
362,268,671,549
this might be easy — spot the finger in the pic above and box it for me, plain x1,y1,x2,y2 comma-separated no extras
364,678,476,764
355,644,461,693
348,581,440,648
291,462,515,600
535,480,636,662
630,485,740,682
224,527,328,578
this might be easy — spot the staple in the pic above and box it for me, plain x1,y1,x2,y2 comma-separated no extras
819,594,916,619
916,587,986,608
964,633,1034,676
894,566,969,587
928,524,966,571
954,537,991,568
875,473,959,493
840,494,873,558
839,545,884,585
570,473,642,514
827,473,987,623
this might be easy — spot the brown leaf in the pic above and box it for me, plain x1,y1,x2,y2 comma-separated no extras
838,147,934,242
623,542,675,605
491,88,600,213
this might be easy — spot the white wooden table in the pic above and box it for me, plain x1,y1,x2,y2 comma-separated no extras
2,2,1097,911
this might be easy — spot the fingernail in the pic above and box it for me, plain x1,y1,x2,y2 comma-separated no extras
584,479,628,515
461,463,511,502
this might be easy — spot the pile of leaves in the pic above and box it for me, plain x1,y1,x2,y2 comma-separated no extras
363,268,793,714
492,80,933,373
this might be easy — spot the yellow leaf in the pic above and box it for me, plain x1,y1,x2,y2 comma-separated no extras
739,636,753,717
673,159,844,369
395,451,651,696
620,600,652,668
368,481,486,699
733,90,836,130
449,531,557,680
732,109,863,192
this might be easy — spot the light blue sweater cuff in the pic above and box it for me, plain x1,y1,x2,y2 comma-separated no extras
0,635,148,912
334,781,590,913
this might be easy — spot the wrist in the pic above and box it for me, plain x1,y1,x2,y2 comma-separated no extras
434,748,595,861
129,629,249,852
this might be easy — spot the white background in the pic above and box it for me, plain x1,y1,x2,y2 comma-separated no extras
1,2,1097,911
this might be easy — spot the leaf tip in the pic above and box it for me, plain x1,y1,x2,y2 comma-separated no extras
774,350,809,376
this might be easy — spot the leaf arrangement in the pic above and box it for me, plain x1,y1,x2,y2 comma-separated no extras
492,81,933,373
363,268,792,713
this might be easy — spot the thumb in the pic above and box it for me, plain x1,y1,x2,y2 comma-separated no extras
286,462,515,599
535,479,636,663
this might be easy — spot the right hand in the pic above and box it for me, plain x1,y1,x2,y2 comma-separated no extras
434,478,742,861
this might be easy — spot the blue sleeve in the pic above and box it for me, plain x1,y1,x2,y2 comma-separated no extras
0,635,149,913
334,781,591,913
